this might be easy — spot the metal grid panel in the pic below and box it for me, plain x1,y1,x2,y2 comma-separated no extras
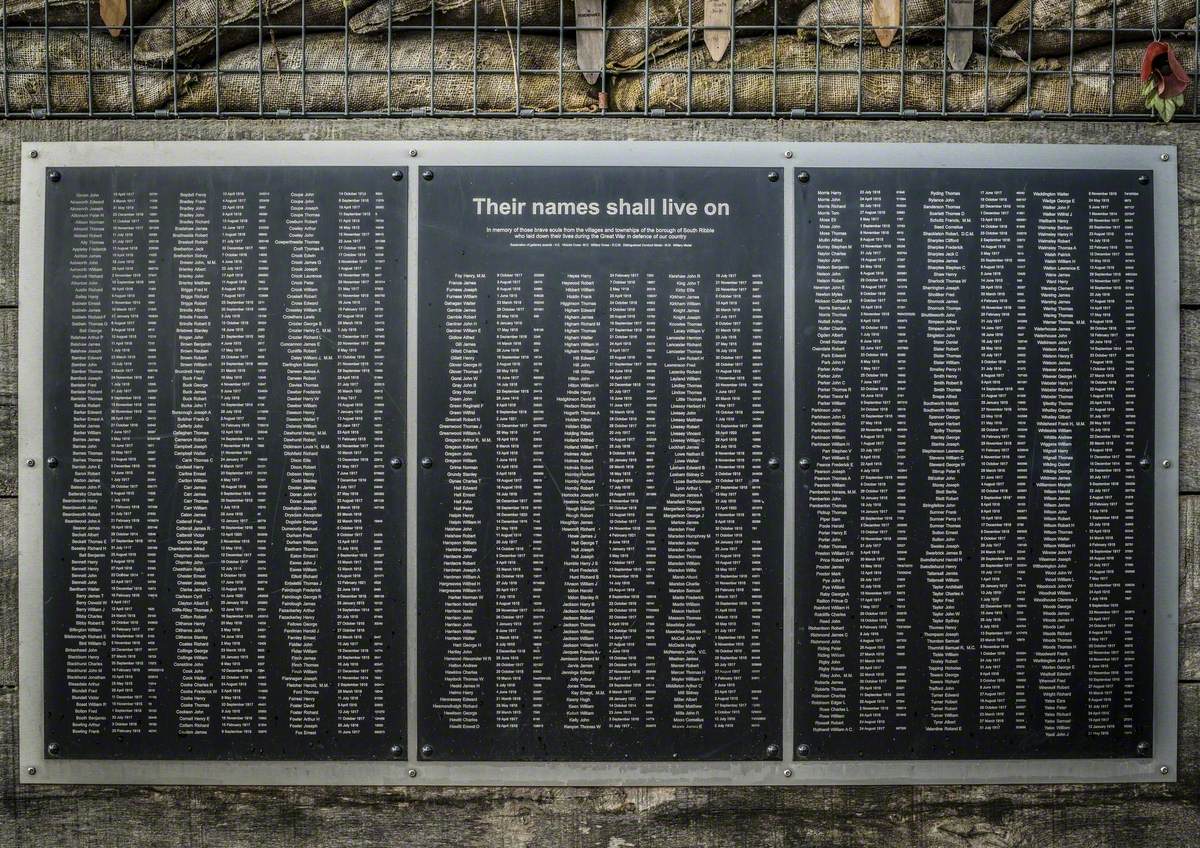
0,0,1195,117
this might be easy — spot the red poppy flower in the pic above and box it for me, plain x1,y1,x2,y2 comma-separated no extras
1141,41,1191,99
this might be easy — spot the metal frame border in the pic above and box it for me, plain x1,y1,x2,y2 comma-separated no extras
16,141,1179,786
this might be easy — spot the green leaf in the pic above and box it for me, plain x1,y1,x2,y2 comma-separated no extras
1142,80,1157,97
1163,97,1177,122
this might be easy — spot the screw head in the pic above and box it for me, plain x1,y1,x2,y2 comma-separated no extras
26,766,36,776
1139,174,1150,185
1163,459,1173,469
422,169,434,181
783,768,793,778
766,742,780,756
389,744,403,757
1138,741,1151,756
767,171,779,182
389,456,403,470
391,170,404,181
1161,152,1170,161
409,149,418,158
784,151,794,159
47,170,60,182
408,768,418,778
421,456,433,469
768,457,780,470
47,457,59,468
797,170,810,183
796,743,810,757
1160,765,1170,775
46,742,59,756
29,150,37,159
26,458,35,468
420,743,433,758
798,457,812,470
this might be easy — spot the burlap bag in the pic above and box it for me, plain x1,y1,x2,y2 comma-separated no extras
795,0,1015,46
0,29,177,111
1016,39,1195,113
611,35,1047,111
134,0,375,66
1,0,161,28
178,30,597,111
992,0,1194,56
351,0,573,34
606,0,801,71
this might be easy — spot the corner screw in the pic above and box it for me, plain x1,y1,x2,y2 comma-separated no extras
1139,457,1151,469
47,170,60,182
420,743,433,758
409,149,418,158
29,150,37,159
422,170,434,181
46,742,59,756
784,151,794,159
1138,741,1151,756
389,456,403,470
768,457,780,470
408,768,418,778
1139,174,1150,185
766,742,780,757
767,171,779,182
797,171,810,183
783,768,793,778
26,458,35,468
796,743,810,757
1161,153,1171,161
1163,459,1173,469
798,458,812,470
1160,766,1170,775
47,457,59,468
26,766,36,776
389,744,403,757
421,456,433,469
391,170,404,181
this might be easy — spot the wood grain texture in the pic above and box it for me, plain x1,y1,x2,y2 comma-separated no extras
0,118,1194,848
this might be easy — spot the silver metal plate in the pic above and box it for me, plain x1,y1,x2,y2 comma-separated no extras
18,141,1179,786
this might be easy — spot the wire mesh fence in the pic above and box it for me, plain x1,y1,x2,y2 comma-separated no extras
0,0,1195,116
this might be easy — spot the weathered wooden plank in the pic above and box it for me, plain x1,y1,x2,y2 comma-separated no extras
1183,310,1199,492
0,119,1195,308
0,310,13,500
1182,496,1200,682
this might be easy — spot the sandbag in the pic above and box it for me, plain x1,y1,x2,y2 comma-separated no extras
606,0,801,71
795,0,1015,47
177,31,598,111
1,0,161,29
1017,39,1194,113
134,0,375,66
0,30,178,112
611,35,1048,111
992,0,1194,56
351,0,573,34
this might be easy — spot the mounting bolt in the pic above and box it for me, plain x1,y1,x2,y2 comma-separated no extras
784,151,793,159
1139,174,1150,185
421,456,433,469
408,768,418,778
26,458,35,468
1138,741,1151,756
767,171,779,182
47,170,60,183
391,170,404,181
768,457,780,470
1160,766,1170,776
46,457,59,468
389,456,403,470
1163,459,1173,469
766,742,780,757
28,150,37,159
389,744,403,757
422,169,434,181
46,742,59,756
26,766,36,776
796,743,810,757
783,768,793,778
420,744,433,758
798,457,811,470
409,149,418,157
1161,152,1170,161
797,170,810,183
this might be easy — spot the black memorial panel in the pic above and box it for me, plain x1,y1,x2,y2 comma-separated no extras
795,168,1156,759
42,167,407,760
417,167,785,761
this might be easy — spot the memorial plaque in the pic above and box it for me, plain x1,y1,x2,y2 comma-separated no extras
39,166,408,760
19,142,1177,785
795,168,1156,760
416,166,786,761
